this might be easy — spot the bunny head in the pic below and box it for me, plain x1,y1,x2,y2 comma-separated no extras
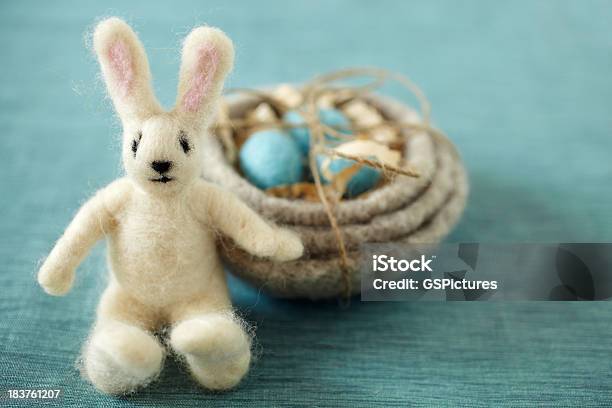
93,18,234,195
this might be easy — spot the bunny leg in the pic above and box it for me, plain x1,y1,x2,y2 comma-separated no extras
169,299,251,391
83,284,164,395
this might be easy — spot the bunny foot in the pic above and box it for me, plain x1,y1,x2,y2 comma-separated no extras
84,321,164,395
170,313,251,391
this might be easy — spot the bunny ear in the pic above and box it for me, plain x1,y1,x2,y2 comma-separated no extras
175,26,234,124
93,18,161,122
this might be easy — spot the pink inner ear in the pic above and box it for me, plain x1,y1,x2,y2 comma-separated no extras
108,39,133,97
182,44,219,113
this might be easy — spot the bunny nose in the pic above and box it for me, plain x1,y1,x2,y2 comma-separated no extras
151,160,172,174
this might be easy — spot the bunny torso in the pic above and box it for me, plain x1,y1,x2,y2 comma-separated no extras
103,178,228,308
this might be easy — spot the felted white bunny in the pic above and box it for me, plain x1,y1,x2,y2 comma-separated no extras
37,17,303,395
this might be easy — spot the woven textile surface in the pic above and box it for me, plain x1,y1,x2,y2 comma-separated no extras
2,1,612,406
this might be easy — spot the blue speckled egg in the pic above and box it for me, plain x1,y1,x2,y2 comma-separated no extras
284,108,352,155
316,155,381,198
239,129,304,189
283,110,311,155
319,108,352,136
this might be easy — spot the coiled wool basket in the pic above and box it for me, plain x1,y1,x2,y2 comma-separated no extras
202,93,469,299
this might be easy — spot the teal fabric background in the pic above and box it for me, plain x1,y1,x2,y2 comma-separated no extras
1,0,612,406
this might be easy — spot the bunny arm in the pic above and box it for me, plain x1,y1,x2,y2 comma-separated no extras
38,178,131,296
190,180,304,262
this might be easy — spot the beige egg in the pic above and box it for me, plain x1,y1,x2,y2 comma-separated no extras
273,84,303,109
369,124,400,145
247,102,278,125
342,99,383,127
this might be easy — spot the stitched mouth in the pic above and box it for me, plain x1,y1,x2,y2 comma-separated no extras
150,176,174,183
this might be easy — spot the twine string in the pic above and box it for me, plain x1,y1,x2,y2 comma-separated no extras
302,81,354,302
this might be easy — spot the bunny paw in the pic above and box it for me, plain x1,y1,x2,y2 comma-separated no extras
272,228,304,262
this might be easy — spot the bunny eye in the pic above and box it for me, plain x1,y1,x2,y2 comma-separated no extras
132,131,142,157
179,130,191,154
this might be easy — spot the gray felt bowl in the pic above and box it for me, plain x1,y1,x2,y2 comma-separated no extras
201,93,468,299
